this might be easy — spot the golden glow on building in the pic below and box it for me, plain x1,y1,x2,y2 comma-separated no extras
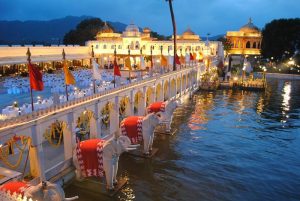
87,23,222,65
226,18,262,55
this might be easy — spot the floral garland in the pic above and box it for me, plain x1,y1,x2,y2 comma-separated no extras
0,135,31,169
44,121,66,148
101,104,110,128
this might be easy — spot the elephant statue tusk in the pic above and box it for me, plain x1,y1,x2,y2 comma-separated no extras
128,144,140,148
65,196,79,200
126,147,137,151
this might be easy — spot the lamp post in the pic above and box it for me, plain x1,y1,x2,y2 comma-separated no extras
160,45,163,73
62,49,69,101
91,45,96,94
114,48,117,88
166,0,177,71
26,48,34,111
150,45,154,76
128,45,131,83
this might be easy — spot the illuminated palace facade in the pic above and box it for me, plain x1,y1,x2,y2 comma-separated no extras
0,22,222,76
86,22,223,67
226,19,262,56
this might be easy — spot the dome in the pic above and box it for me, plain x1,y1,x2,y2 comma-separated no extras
240,18,260,33
125,23,140,33
143,27,151,33
182,27,195,36
99,22,114,33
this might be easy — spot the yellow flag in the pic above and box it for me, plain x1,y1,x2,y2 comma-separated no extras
180,55,185,64
193,52,197,60
161,55,168,67
125,57,132,70
63,61,76,85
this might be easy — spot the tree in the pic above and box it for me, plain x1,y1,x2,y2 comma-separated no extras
151,31,167,40
217,36,233,56
166,0,177,71
261,18,300,60
63,18,114,45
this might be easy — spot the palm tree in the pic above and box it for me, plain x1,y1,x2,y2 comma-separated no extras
166,0,177,71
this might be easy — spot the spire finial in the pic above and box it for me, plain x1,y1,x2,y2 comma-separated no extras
62,48,66,60
26,48,31,62
249,17,252,24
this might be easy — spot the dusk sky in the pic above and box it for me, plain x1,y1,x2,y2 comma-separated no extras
0,0,299,36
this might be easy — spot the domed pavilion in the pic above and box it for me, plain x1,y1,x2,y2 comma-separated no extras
226,18,262,55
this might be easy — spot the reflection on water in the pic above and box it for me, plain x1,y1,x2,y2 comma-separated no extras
65,78,300,201
282,82,291,112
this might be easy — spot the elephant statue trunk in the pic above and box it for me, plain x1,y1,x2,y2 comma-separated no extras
147,100,178,132
121,113,160,155
73,135,135,190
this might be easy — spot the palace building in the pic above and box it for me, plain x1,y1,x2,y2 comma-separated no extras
87,22,222,67
226,18,262,55
0,22,223,76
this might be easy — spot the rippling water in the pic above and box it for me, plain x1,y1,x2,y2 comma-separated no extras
65,78,300,201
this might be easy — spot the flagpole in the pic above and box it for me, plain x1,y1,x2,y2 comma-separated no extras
62,49,69,101
114,48,116,88
26,48,34,112
91,45,96,93
160,45,163,74
128,46,131,83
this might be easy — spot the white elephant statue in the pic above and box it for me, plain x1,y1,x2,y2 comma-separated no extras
120,112,160,155
0,181,78,201
73,135,137,190
147,100,178,132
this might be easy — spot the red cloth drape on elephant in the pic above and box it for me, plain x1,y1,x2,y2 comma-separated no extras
120,116,143,144
147,101,166,113
76,139,105,177
0,181,30,196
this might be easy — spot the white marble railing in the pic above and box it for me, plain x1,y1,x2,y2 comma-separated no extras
0,65,199,131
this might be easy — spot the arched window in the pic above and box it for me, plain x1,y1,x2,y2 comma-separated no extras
246,41,251,48
103,45,107,49
135,41,140,49
253,42,256,48
257,42,260,49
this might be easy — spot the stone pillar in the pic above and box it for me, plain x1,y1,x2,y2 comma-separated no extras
141,86,147,115
89,116,97,139
29,125,46,181
180,74,183,97
168,78,171,100
66,112,76,151
129,91,134,116
110,97,119,135
63,116,73,160
95,103,102,138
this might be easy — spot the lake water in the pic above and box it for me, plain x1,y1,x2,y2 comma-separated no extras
65,78,300,201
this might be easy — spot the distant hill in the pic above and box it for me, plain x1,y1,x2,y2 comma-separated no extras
201,34,225,41
0,16,128,45
0,16,223,45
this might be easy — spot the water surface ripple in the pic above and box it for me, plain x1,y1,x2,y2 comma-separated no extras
66,78,300,201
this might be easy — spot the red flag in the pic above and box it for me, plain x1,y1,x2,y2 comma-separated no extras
175,54,181,65
28,62,44,91
114,58,121,76
190,53,194,61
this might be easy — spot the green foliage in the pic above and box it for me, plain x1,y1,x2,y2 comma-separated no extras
151,31,168,40
63,18,114,45
261,18,300,60
217,36,233,55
